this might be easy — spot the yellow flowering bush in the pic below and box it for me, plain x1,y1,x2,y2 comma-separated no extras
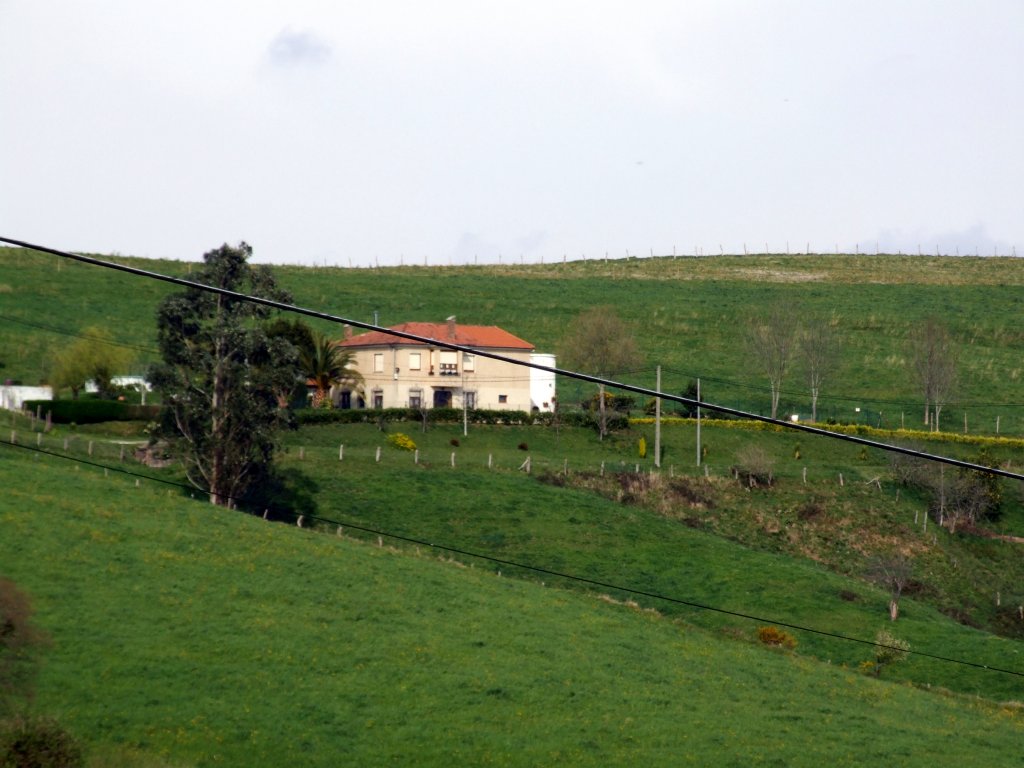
386,432,417,452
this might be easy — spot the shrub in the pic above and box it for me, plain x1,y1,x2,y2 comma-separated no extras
757,626,797,649
0,716,83,768
869,630,910,676
588,392,635,413
385,432,416,452
0,579,49,716
517,442,529,451
21,400,160,425
732,445,775,487
449,438,460,448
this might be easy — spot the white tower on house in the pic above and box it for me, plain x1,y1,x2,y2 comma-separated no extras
529,353,556,412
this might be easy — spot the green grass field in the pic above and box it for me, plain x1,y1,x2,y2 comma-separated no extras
3,443,1024,766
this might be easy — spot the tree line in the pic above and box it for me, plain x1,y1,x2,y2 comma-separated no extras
744,307,956,429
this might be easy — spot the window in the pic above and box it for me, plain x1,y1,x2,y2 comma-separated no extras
498,394,508,404
409,352,421,370
372,390,383,409
463,354,475,372
409,389,422,409
373,353,384,373
439,350,458,376
464,391,476,409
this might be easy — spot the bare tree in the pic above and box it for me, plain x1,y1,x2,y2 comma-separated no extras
745,307,798,420
798,317,840,422
866,555,912,621
908,317,957,431
560,307,642,440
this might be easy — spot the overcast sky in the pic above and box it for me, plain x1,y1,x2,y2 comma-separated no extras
2,1,1021,266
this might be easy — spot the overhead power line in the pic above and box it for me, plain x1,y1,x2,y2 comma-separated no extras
3,437,1022,681
3,235,1021,481
0,313,158,355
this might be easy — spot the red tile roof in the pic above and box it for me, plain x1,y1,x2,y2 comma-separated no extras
339,322,534,350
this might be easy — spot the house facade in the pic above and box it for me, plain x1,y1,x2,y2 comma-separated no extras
337,320,555,412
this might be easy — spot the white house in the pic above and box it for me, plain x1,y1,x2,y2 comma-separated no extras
337,320,556,412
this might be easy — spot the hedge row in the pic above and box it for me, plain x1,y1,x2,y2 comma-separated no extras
629,416,1024,449
296,407,532,426
295,407,629,431
21,399,162,425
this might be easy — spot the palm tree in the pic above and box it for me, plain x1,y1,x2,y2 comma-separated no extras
301,331,363,408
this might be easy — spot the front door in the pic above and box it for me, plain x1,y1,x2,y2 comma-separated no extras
433,389,452,408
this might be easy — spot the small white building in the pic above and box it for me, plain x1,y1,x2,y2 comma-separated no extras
1,385,53,411
84,376,152,403
529,353,557,413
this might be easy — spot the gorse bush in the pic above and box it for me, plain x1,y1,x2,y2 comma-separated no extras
385,433,416,452
756,626,797,649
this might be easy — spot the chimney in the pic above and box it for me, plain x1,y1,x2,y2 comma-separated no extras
446,316,456,339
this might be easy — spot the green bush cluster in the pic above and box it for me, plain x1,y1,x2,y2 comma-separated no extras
21,400,161,425
0,716,83,768
537,410,628,430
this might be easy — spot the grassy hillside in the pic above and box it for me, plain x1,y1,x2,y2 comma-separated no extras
2,444,1024,766
12,410,1024,700
267,419,1024,698
5,247,1024,432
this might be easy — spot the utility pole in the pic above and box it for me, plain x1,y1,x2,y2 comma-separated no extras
462,366,468,437
654,365,662,468
696,378,701,467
